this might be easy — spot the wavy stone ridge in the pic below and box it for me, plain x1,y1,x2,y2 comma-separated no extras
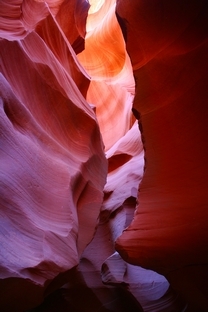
0,1,107,310
1,0,208,311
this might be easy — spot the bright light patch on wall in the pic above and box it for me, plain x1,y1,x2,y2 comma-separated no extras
88,0,105,13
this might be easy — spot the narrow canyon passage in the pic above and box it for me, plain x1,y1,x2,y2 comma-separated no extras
0,1,208,311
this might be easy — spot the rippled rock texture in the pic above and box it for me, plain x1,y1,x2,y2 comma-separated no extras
0,0,107,310
1,0,208,311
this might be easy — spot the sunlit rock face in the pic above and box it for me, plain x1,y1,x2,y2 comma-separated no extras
1,0,208,311
115,0,208,310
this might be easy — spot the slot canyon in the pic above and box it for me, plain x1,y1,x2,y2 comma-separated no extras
0,0,208,311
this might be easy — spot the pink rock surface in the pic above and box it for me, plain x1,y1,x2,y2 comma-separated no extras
0,1,107,309
1,0,208,311
102,252,173,312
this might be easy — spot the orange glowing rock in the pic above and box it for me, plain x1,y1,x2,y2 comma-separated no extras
1,0,208,311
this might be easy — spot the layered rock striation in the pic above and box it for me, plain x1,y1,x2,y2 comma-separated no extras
1,0,208,311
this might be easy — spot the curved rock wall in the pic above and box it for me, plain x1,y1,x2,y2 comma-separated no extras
0,1,107,310
1,0,208,311
115,0,208,310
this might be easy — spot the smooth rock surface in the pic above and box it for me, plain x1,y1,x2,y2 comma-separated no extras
115,0,208,310
1,0,208,311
